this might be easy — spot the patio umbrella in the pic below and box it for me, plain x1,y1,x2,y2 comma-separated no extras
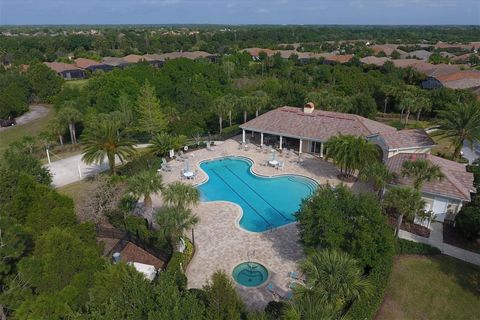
272,150,276,160
184,159,190,172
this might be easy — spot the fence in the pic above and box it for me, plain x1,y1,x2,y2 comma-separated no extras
96,225,170,263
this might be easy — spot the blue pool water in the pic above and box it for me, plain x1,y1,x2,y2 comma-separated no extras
198,157,317,232
232,262,269,287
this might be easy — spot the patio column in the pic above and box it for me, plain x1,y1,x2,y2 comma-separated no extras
320,142,324,158
260,132,264,146
242,129,246,143
299,139,303,154
279,136,283,150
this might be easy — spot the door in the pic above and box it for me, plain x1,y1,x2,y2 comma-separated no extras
432,196,449,222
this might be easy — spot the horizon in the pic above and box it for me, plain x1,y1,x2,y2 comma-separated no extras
1,0,479,26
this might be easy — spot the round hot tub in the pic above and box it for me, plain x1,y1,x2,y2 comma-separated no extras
232,262,269,287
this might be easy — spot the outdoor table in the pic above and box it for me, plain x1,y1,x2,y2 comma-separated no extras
268,160,279,167
183,171,194,178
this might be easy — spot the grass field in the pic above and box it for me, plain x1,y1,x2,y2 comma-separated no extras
376,255,480,320
0,105,56,155
64,79,90,89
57,179,95,216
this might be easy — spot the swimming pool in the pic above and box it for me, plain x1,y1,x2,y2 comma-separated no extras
198,157,317,232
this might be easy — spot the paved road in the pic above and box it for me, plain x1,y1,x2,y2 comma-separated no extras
0,105,50,132
46,144,150,187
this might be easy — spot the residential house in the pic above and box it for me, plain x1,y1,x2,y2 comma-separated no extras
386,153,475,223
74,58,113,73
401,50,432,60
44,62,86,80
102,56,130,69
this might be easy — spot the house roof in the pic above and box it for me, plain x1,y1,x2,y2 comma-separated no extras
370,44,402,56
436,70,480,89
377,129,435,150
44,62,84,73
386,153,475,201
323,54,353,64
240,106,396,142
401,50,432,60
74,58,103,69
122,54,146,63
102,57,129,66
242,48,275,57
120,242,165,270
359,56,390,66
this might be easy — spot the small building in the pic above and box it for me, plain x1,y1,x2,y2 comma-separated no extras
102,57,130,69
359,56,390,67
44,62,86,80
386,153,476,223
322,54,354,64
74,58,113,73
401,50,432,60
122,54,147,64
143,54,165,68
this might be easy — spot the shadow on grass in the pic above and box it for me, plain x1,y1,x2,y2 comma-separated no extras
436,254,480,297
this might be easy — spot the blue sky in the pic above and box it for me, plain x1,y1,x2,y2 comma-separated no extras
0,0,479,25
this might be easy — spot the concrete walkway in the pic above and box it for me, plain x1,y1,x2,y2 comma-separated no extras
399,222,480,266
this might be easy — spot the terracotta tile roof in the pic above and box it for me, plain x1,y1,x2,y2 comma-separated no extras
401,50,432,60
44,62,83,73
323,54,353,64
240,106,396,142
360,56,390,66
120,242,165,270
391,59,423,68
436,70,480,90
386,153,475,201
370,44,404,56
122,54,146,63
102,57,129,67
242,48,275,57
74,58,103,69
378,129,435,150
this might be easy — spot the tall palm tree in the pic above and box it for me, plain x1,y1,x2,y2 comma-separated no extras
433,103,480,159
383,186,425,238
58,104,82,144
162,181,200,209
299,249,371,309
401,159,444,191
127,170,163,221
148,132,187,156
252,90,269,117
239,95,255,124
415,94,432,121
81,120,136,175
359,162,396,199
155,206,199,249
399,87,420,125
211,97,228,133
48,117,67,146
325,135,380,179
382,85,399,115
223,94,239,127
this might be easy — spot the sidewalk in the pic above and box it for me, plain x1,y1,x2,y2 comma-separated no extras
399,221,480,266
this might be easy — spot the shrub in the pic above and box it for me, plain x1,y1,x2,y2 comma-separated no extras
455,205,480,240
219,124,241,139
264,301,288,320
395,239,441,255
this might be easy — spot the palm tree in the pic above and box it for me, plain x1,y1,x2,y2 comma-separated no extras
399,88,419,125
81,120,136,175
252,90,269,117
127,170,163,221
382,85,399,115
401,159,444,191
432,103,480,159
162,181,200,209
325,135,380,179
239,95,255,124
224,94,239,127
299,249,371,309
211,97,228,133
415,94,432,121
148,132,187,156
383,187,425,238
359,162,396,199
48,117,67,146
155,206,199,249
58,104,82,144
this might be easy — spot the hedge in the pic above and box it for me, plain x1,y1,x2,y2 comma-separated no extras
395,238,441,255
347,251,394,320
165,238,194,289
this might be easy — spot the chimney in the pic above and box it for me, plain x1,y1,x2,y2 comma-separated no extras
303,102,315,114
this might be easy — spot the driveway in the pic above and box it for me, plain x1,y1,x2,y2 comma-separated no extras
0,105,50,132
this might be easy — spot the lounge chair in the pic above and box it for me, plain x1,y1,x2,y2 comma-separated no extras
281,291,294,301
265,283,279,297
276,161,284,170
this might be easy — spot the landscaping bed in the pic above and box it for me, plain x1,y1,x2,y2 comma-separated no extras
443,223,480,254
387,215,431,238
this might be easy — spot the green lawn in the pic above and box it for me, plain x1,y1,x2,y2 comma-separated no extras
64,79,90,89
57,179,95,215
376,255,480,320
0,105,56,155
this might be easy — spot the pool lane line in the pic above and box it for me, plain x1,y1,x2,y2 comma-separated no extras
223,165,292,222
209,168,273,229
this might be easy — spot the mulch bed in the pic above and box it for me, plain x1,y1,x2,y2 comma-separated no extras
443,224,480,254
337,174,357,183
387,215,431,238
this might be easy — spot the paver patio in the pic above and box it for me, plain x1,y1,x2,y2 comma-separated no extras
153,138,369,310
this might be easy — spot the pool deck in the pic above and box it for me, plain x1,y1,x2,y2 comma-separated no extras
153,137,369,310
